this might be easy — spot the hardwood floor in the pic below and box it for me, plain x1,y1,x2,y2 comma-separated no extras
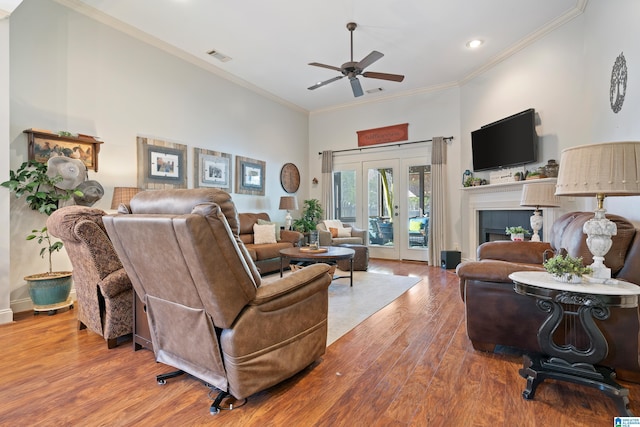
1,259,637,426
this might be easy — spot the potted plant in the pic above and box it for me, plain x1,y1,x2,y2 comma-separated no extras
2,160,82,312
543,254,592,283
505,225,530,241
292,199,323,244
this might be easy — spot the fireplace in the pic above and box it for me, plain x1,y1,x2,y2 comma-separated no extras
461,179,561,260
478,210,534,244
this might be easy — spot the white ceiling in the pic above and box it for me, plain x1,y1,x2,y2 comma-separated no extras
53,1,583,112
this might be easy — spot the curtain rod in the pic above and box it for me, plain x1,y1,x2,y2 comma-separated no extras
318,136,454,155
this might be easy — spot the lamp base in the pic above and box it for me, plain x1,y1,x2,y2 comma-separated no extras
285,212,292,231
583,208,617,280
529,210,543,242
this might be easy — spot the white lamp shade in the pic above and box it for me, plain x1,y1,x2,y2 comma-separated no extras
555,141,640,197
520,182,561,208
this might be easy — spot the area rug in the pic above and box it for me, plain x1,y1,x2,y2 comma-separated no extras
326,271,421,345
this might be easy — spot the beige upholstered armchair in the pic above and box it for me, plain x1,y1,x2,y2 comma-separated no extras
47,205,133,349
103,188,332,413
316,219,366,246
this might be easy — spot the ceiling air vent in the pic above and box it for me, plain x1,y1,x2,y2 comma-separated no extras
207,49,232,62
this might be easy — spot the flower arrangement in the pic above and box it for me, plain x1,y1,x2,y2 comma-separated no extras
543,254,592,282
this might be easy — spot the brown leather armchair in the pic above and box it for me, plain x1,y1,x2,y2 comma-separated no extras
47,205,133,349
456,211,640,382
103,188,332,412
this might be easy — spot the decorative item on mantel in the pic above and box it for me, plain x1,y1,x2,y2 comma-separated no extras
520,182,561,242
543,159,559,177
555,141,640,281
505,226,530,241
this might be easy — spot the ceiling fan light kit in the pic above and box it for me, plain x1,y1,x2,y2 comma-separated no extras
308,22,405,97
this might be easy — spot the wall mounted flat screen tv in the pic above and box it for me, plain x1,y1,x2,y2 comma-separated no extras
471,108,537,172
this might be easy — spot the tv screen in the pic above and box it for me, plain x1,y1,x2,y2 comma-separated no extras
471,109,537,172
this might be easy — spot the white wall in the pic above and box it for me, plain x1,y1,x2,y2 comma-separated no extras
0,16,12,323
581,0,640,223
6,0,309,314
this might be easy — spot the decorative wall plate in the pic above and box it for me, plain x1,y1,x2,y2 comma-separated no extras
610,52,627,114
280,163,300,193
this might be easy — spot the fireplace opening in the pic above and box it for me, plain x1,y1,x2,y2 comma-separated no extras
478,210,535,245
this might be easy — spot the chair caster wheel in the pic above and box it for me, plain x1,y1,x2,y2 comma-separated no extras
157,379,166,385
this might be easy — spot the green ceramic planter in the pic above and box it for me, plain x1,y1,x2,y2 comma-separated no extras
25,272,73,308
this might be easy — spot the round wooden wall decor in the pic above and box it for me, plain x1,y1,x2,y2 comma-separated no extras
280,163,300,193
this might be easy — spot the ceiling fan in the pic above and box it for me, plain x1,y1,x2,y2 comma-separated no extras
307,22,405,97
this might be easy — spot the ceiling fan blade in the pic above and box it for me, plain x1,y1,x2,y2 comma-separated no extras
350,77,364,97
308,62,343,72
362,71,405,82
356,51,384,70
307,75,344,90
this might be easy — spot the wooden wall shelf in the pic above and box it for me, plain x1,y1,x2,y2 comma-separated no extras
25,128,103,172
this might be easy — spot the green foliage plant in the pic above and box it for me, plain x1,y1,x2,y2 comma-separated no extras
292,199,323,233
505,226,530,235
543,254,592,281
2,160,82,274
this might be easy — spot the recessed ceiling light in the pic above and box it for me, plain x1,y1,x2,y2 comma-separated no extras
366,88,384,94
466,39,484,49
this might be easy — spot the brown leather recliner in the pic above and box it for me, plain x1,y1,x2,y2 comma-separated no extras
456,211,640,383
47,205,133,349
103,188,332,412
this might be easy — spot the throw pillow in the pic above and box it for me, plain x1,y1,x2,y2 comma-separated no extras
323,219,342,230
253,223,277,244
329,227,339,238
337,227,352,238
257,218,281,241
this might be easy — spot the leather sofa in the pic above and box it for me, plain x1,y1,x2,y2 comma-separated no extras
238,212,303,275
456,211,640,382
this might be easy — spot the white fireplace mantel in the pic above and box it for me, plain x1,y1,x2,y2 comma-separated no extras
461,178,560,261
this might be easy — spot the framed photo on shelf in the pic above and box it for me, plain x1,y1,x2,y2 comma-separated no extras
236,155,265,196
137,137,187,189
194,148,231,189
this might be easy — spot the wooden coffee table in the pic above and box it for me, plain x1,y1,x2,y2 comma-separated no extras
279,246,355,286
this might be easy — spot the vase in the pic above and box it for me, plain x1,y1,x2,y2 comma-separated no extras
511,233,524,241
25,271,73,313
552,273,582,284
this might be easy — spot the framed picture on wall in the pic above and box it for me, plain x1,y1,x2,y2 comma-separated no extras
235,155,265,196
25,129,103,172
137,137,187,189
194,148,232,189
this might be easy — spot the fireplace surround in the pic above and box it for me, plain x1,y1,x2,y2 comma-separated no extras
461,178,560,260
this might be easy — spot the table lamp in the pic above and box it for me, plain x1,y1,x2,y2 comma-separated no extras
111,187,141,210
555,141,640,280
520,182,561,242
279,196,298,230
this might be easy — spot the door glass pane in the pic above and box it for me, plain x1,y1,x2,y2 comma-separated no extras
367,167,394,246
333,170,356,222
407,165,430,248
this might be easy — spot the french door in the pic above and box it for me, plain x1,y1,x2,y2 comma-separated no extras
333,154,430,262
